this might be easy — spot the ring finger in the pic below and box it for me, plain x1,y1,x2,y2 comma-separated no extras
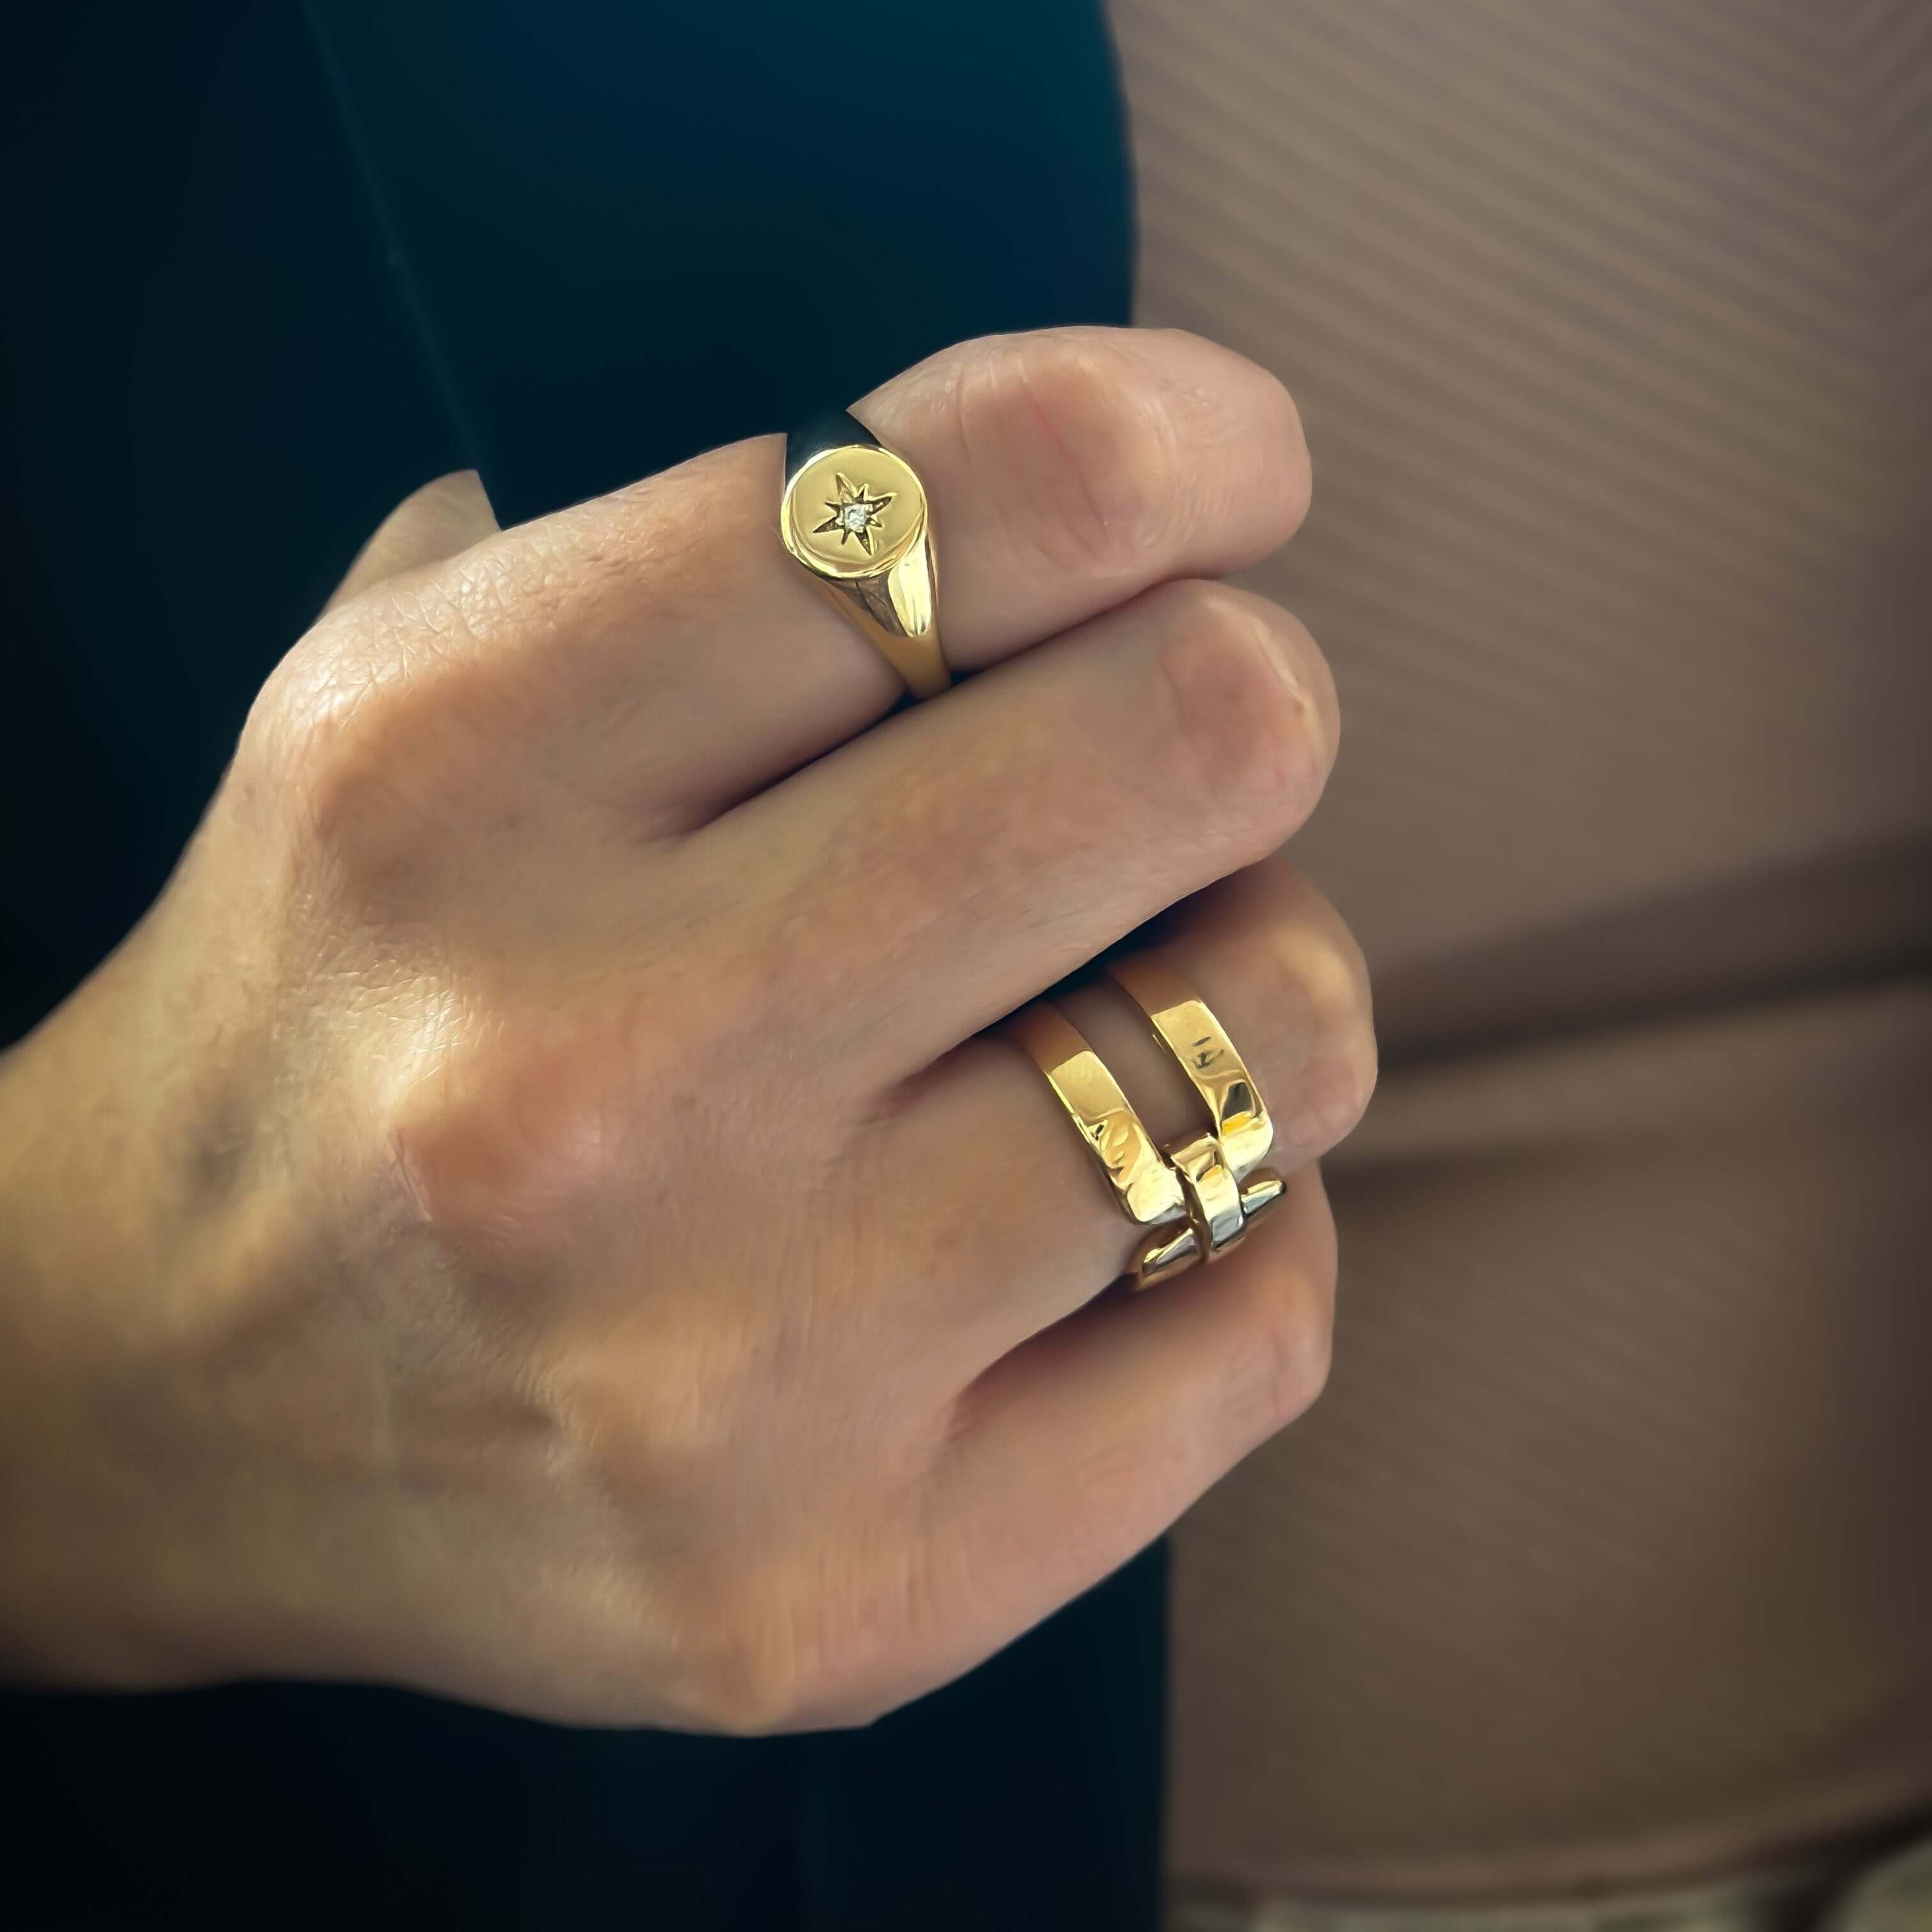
879,852,1376,1361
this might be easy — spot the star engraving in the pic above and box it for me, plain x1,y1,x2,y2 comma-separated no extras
813,472,895,555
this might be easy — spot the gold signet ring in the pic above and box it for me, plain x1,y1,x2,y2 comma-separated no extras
780,410,949,701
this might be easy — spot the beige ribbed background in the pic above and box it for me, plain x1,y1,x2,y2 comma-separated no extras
1108,0,1932,1911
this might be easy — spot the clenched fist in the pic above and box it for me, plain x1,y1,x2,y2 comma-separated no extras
0,327,1373,1731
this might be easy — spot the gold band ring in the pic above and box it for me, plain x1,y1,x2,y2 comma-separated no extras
780,410,949,701
1008,974,1287,1292
1105,956,1274,1180
1005,1002,1184,1229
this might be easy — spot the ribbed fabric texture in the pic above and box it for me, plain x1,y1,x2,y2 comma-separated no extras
1108,0,1932,1907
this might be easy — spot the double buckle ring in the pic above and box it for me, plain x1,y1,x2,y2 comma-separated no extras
1008,963,1285,1291
783,415,1268,1286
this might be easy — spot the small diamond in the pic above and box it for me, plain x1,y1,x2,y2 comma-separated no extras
812,473,896,552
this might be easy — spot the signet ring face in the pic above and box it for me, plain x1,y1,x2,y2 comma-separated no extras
781,410,948,702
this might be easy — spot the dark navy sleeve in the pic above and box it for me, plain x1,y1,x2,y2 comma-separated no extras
1,7,1153,1926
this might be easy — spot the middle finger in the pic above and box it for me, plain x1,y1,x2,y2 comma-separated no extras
693,578,1339,1086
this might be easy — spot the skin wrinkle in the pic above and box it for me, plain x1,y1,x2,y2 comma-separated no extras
1156,590,1333,845
1013,341,1159,579
528,463,719,651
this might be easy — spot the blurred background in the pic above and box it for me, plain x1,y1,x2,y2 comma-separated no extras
1106,2,1932,1920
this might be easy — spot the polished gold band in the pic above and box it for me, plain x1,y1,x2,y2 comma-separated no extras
779,412,949,701
1105,955,1273,1180
1009,962,1286,1292
1004,1003,1185,1229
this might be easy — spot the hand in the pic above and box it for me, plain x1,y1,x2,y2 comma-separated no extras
0,326,1373,1731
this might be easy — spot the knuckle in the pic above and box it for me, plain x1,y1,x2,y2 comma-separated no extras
1254,362,1314,535
1326,1039,1379,1153
668,1549,906,1739
389,1016,636,1253
668,1510,940,1736
474,508,628,647
1263,911,1378,1151
385,947,776,1255
558,1324,763,1505
243,552,555,895
283,672,421,865
1152,583,1332,845
1144,326,1314,537
247,620,491,892
1335,1011,1381,1139
675,1587,806,1737
962,332,1183,578
1232,1257,1335,1438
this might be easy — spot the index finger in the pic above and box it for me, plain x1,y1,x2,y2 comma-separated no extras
403,327,1311,831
